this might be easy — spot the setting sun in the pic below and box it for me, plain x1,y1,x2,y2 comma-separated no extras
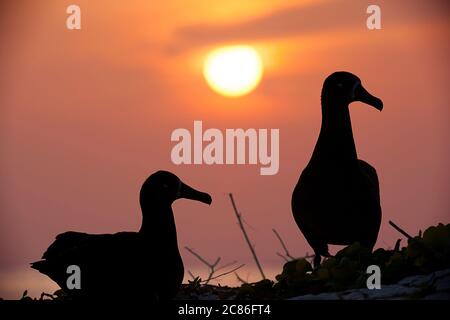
203,45,263,98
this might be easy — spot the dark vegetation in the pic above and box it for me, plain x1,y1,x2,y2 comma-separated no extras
176,222,450,299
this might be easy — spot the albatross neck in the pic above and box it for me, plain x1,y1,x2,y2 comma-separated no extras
139,201,179,247
310,100,358,165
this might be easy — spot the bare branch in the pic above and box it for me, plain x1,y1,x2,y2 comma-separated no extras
229,193,266,280
212,257,221,269
235,272,248,284
187,271,196,280
184,246,242,285
389,220,413,240
185,246,217,268
215,260,238,273
394,239,401,252
206,264,245,282
273,228,296,260
276,252,290,262
185,246,217,283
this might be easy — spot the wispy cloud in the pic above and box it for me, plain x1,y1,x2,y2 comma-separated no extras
167,0,448,54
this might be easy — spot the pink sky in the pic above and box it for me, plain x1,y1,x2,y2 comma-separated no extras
0,0,449,298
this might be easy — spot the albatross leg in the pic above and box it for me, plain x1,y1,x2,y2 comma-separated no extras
313,251,321,268
312,242,330,268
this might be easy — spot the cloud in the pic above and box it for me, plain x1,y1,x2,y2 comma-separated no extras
167,0,449,54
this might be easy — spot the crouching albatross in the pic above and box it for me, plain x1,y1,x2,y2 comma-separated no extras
31,171,212,300
291,72,383,267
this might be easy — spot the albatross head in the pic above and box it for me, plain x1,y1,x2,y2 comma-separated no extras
140,171,212,208
322,71,383,111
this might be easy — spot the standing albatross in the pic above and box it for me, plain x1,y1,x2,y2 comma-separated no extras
292,72,383,267
31,171,212,300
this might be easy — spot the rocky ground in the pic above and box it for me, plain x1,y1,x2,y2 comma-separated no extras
290,268,450,300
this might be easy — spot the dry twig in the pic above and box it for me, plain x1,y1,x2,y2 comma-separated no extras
185,246,243,284
272,228,296,261
235,272,248,284
228,193,266,280
389,220,413,240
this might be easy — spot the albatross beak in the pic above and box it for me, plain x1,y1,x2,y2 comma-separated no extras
178,182,212,205
354,84,383,111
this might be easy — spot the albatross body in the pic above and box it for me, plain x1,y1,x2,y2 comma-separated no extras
291,72,383,267
31,171,212,300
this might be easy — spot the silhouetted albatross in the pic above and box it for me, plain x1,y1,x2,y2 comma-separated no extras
292,72,383,267
31,171,212,300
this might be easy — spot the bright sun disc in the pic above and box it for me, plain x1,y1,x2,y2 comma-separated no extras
203,45,263,98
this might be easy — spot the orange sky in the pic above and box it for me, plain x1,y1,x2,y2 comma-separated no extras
1,0,449,298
